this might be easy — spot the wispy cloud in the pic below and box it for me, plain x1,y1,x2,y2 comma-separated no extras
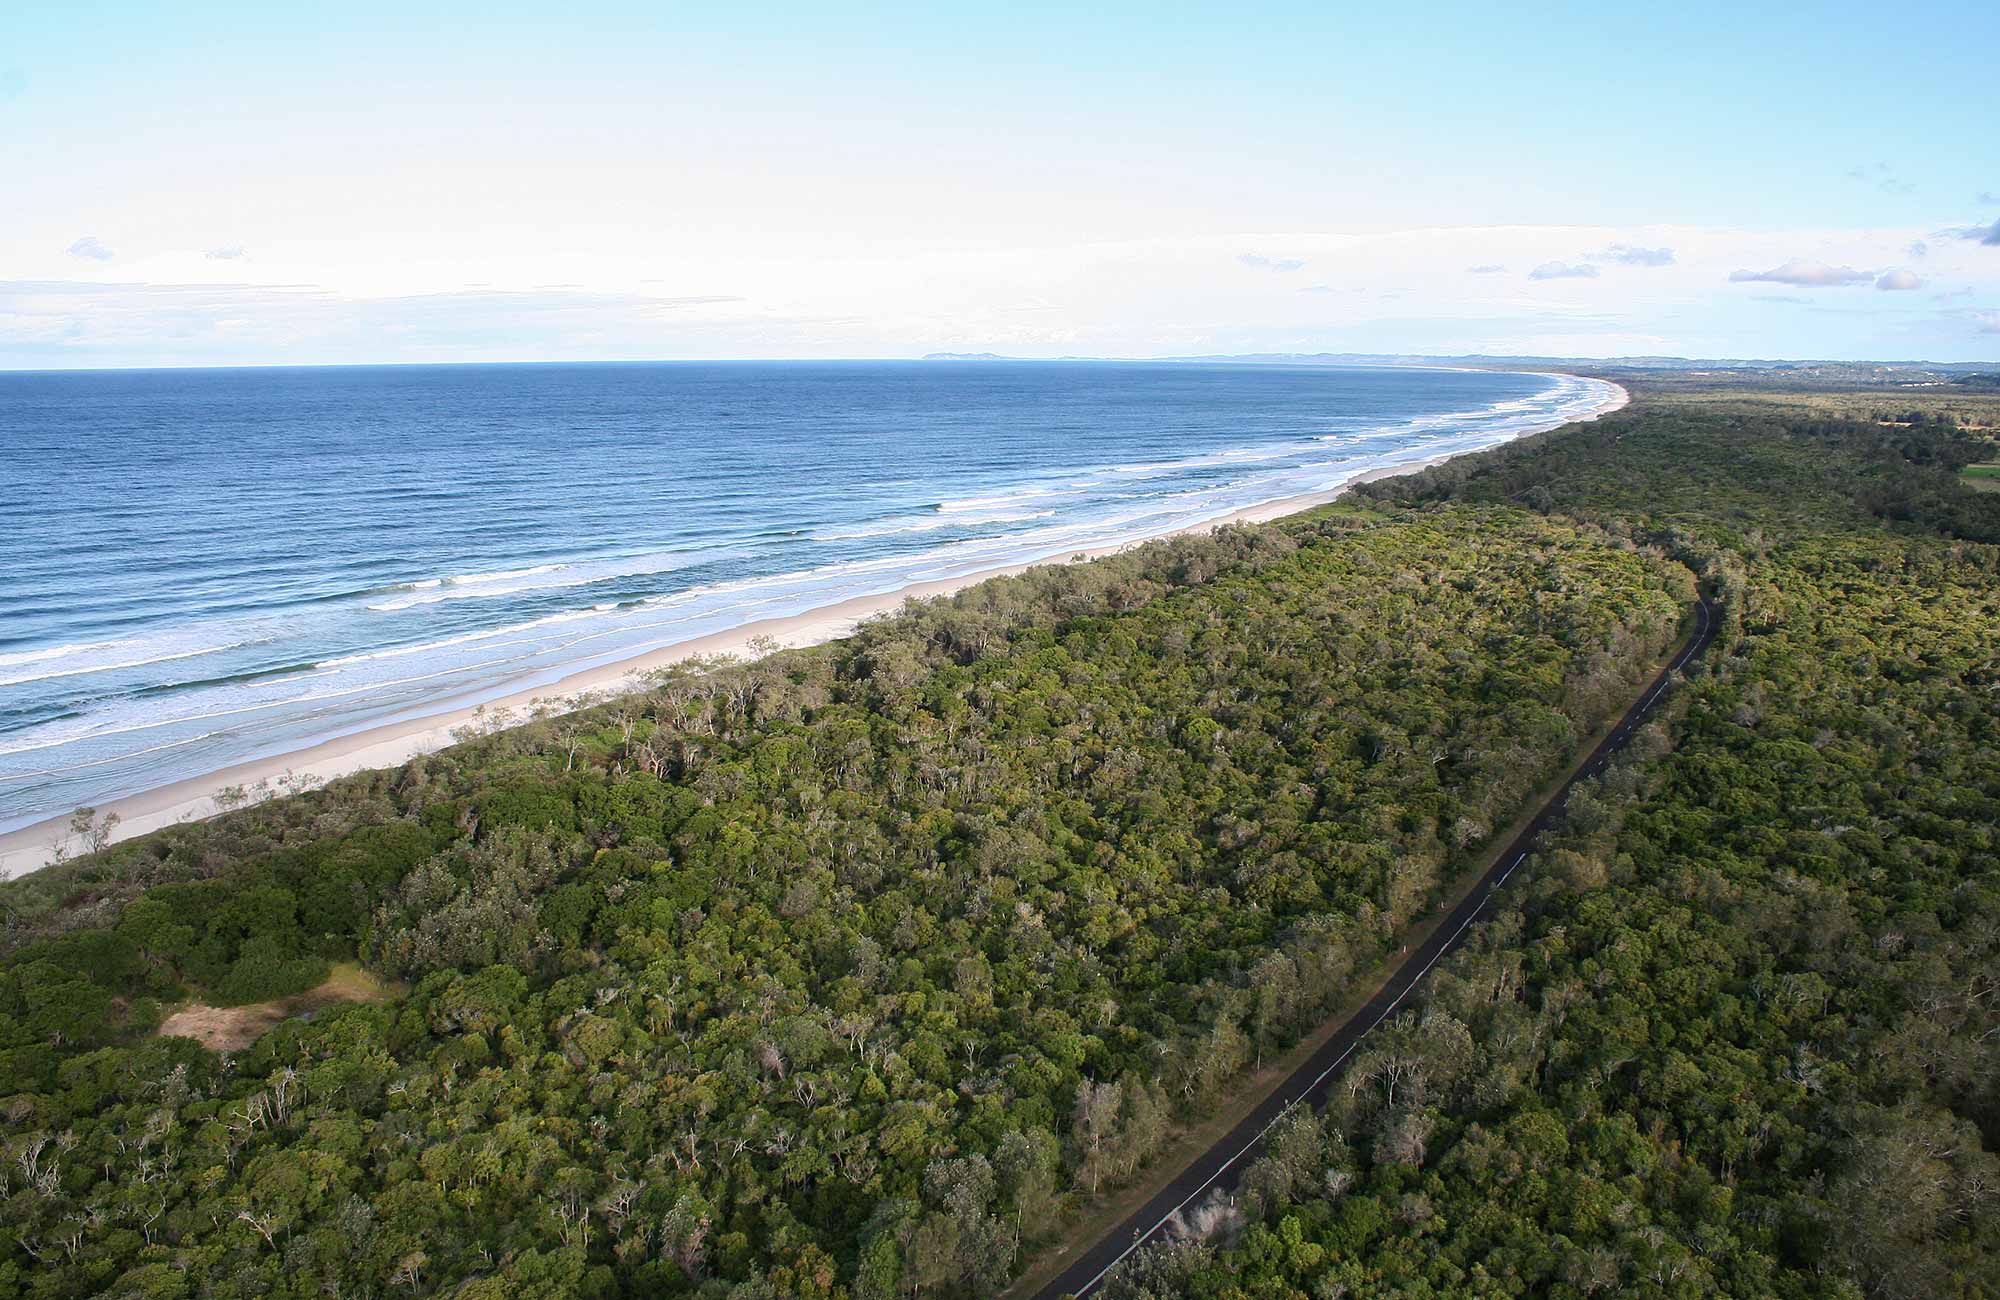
1975,310,2000,334
1957,218,2000,246
1874,269,1924,291
1979,191,1997,205
1238,253,1306,273
204,246,248,261
1298,284,1337,295
1907,241,1929,259
1845,162,1912,195
1527,261,1598,281
1603,244,1674,267
67,236,115,261
1466,264,1508,275
1750,293,1810,304
1729,259,1871,288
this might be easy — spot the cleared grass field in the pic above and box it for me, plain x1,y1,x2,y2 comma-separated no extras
154,961,398,1052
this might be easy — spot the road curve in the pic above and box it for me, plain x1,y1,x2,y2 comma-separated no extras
1030,595,1719,1300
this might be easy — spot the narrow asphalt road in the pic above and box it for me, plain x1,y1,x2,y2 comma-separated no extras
1031,595,1718,1300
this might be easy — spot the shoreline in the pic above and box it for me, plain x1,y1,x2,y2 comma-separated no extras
0,376,1628,878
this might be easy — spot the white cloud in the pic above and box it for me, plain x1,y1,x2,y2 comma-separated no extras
1604,244,1674,267
1729,259,1871,287
1238,253,1306,273
205,246,248,261
1528,261,1598,280
1874,269,1924,291
8,221,1997,366
67,236,115,261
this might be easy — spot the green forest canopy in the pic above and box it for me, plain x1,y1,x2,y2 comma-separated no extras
1109,381,2000,1300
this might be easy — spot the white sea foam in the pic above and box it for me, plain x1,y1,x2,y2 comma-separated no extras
446,563,563,585
0,647,229,688
812,508,1056,541
0,728,238,781
1108,446,1294,476
0,636,256,688
1315,385,1583,443
811,519,953,541
370,574,598,611
318,605,616,667
0,638,128,670
368,550,712,611
936,487,1067,513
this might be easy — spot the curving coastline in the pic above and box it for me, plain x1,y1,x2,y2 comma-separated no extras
0,374,1627,877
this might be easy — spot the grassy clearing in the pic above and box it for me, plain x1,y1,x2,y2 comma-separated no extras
155,960,397,1053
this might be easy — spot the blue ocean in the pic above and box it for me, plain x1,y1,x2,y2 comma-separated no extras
0,361,1613,832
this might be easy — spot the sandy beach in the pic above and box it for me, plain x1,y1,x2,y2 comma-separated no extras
0,376,1627,877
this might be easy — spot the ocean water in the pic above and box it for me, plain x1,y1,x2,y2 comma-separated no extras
0,361,1614,832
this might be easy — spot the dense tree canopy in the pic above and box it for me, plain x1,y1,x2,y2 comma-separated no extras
1114,387,2000,1299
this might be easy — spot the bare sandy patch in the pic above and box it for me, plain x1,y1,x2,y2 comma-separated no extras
156,961,396,1054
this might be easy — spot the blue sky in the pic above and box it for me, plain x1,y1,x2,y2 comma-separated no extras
3,1,1997,366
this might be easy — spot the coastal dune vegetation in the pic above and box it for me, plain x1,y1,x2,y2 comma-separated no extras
0,463,1692,1296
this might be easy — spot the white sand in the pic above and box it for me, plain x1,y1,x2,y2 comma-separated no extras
0,377,1628,877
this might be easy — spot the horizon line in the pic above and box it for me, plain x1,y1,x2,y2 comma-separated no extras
2,351,1996,377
